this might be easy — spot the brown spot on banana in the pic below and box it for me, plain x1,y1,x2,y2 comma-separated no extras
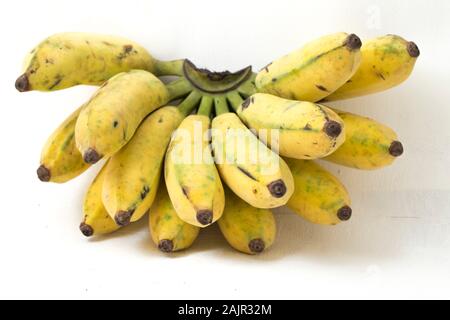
140,185,150,200
158,239,174,253
344,34,362,51
115,210,134,226
316,85,329,92
323,120,343,138
79,223,94,237
389,141,404,157
37,165,51,182
407,42,420,58
196,210,213,226
249,239,265,253
83,148,102,164
237,166,257,181
267,179,287,198
15,74,30,92
337,206,352,221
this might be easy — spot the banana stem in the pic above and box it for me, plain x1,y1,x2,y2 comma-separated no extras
214,96,229,115
197,96,214,117
178,91,202,116
237,73,257,97
226,91,244,112
166,78,193,101
154,59,185,76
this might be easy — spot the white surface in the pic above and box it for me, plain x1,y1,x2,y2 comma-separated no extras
1,0,450,300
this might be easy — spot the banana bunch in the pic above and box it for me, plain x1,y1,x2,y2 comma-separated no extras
16,32,419,255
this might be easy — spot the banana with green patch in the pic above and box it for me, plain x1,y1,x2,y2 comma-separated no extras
79,162,120,237
236,93,346,159
218,187,276,255
324,35,420,101
256,33,362,102
211,95,294,209
285,158,352,225
37,105,90,183
15,32,156,92
75,70,191,164
165,95,225,227
102,104,191,226
324,109,404,169
149,181,200,253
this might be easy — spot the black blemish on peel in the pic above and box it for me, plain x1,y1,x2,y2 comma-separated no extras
237,166,257,181
140,185,150,200
113,121,119,128
316,85,329,92
241,97,251,110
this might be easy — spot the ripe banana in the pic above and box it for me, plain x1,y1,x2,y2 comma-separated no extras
102,106,184,226
211,109,294,209
37,105,90,183
255,33,362,102
218,188,276,255
165,113,225,227
324,109,404,169
149,182,200,253
15,32,155,92
80,162,120,237
324,35,420,101
285,158,352,225
237,93,346,160
75,70,170,164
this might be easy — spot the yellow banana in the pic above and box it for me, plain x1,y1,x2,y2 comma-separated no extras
324,35,420,101
165,112,225,227
75,70,170,164
285,158,352,225
324,110,404,169
211,96,294,209
236,93,346,160
102,106,184,226
80,162,120,237
255,33,361,102
218,188,276,255
37,105,90,183
149,181,200,253
15,32,155,92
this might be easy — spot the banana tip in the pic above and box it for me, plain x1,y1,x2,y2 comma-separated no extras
324,120,343,138
83,148,101,164
37,165,51,182
249,239,266,253
337,206,352,221
115,210,133,227
389,141,404,157
196,210,213,226
344,34,362,51
267,179,287,198
79,223,94,237
158,239,174,253
15,74,30,92
407,42,420,58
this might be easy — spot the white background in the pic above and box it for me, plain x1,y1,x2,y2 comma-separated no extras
0,0,449,300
